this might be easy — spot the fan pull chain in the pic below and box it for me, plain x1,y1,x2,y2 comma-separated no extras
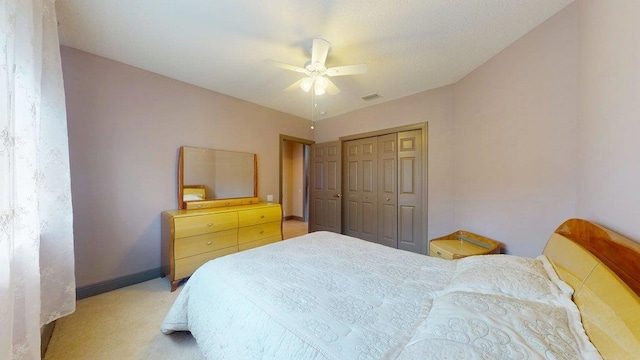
310,89,315,130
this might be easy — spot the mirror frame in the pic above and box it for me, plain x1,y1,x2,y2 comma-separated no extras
178,146,258,209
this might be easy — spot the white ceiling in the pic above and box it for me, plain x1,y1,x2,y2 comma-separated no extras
56,0,573,121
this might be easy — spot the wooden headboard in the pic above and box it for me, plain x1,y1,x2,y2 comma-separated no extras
543,219,640,359
554,218,640,296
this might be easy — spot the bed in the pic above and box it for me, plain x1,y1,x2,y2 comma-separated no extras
161,219,640,359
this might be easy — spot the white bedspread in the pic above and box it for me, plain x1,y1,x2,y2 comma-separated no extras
161,231,601,360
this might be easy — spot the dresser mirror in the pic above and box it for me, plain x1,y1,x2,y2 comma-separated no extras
178,146,257,209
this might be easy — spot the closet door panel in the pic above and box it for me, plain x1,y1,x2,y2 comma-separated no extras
399,205,417,245
362,201,376,236
327,157,339,191
347,201,359,232
400,158,416,194
343,137,378,242
326,197,339,229
397,130,423,253
348,160,358,191
378,133,398,248
363,160,374,192
380,203,396,243
345,147,360,236
382,159,395,192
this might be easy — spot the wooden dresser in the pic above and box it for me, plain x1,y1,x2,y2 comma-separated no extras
162,202,282,291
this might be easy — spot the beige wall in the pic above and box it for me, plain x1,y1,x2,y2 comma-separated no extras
62,46,312,287
453,3,579,257
451,0,640,252
576,1,640,241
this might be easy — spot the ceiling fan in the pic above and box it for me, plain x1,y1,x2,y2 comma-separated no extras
268,38,368,96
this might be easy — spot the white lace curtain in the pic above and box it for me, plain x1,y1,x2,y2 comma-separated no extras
1,0,76,358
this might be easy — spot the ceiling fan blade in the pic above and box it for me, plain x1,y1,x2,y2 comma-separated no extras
265,59,309,75
311,38,330,68
324,77,341,95
326,63,368,77
284,78,305,92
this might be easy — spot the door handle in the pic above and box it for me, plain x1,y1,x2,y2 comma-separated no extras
334,194,342,198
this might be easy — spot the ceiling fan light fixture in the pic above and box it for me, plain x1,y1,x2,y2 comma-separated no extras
300,77,314,92
314,76,328,95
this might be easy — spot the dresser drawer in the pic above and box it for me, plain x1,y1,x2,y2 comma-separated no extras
185,198,243,210
238,206,281,227
238,221,282,244
429,242,454,259
174,212,238,238
174,246,238,279
429,239,487,260
238,235,282,251
174,229,238,259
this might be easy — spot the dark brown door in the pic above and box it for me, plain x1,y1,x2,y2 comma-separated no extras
397,129,423,253
343,137,378,242
309,141,342,233
378,133,398,248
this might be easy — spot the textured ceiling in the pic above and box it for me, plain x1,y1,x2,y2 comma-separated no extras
56,0,573,120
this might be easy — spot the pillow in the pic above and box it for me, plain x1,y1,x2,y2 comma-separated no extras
441,254,573,302
396,291,602,360
183,193,204,201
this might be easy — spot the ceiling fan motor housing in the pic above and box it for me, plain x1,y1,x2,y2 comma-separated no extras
305,60,326,74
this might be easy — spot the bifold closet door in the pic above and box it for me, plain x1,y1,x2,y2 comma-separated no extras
377,133,398,248
343,129,423,252
343,137,378,242
397,129,423,253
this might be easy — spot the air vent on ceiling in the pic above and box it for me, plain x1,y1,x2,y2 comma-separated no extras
361,93,381,101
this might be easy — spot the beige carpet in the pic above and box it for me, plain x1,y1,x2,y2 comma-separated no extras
45,221,308,359
282,219,308,239
44,278,204,360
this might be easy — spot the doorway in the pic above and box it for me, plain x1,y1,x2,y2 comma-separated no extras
279,135,314,239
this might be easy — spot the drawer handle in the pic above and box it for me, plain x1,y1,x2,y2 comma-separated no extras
225,202,230,206
260,215,265,219
207,223,213,227
206,241,212,245
259,230,264,234
436,251,442,255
